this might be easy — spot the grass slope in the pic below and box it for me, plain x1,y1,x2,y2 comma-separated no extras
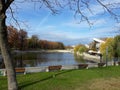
0,66,120,90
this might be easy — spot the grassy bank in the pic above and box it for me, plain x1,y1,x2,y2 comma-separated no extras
0,66,120,90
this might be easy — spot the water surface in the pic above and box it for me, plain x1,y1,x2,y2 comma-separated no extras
15,52,96,67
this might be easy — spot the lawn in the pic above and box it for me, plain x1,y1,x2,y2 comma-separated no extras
0,66,120,90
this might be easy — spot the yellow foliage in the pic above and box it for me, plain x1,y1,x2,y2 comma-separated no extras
100,38,114,59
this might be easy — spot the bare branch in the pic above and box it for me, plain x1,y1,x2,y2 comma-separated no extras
31,0,60,14
42,0,58,14
81,0,93,14
75,0,92,26
9,6,21,29
96,0,120,22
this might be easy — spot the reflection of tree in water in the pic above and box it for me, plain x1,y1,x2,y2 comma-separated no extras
23,60,36,67
38,53,63,61
13,52,37,67
36,52,64,66
74,54,86,63
12,52,94,67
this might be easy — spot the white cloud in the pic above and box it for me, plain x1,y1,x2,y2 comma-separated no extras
63,18,107,28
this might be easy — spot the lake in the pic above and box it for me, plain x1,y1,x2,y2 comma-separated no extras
14,52,96,67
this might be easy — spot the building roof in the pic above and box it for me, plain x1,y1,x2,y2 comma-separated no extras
93,38,105,43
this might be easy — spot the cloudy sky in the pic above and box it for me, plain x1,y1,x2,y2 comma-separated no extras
7,0,120,45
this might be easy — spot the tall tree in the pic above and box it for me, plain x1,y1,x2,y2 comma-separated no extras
18,29,27,50
0,0,18,90
100,38,114,60
113,35,120,59
7,26,19,48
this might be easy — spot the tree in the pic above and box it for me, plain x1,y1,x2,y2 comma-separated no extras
79,45,88,54
74,44,84,54
113,35,120,59
0,1,18,90
0,0,120,90
18,29,27,50
100,38,114,60
7,26,19,49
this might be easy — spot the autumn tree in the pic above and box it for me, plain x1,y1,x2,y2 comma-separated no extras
18,29,27,50
27,35,40,49
7,26,19,49
57,42,65,49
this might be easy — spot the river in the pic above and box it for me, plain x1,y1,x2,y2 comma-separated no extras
14,52,96,67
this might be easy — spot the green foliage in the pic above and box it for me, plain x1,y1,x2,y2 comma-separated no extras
74,44,85,54
100,35,120,60
79,46,88,54
74,45,80,54
113,35,120,57
100,38,114,60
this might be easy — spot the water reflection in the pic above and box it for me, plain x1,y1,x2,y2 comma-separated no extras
16,52,96,67
0,52,96,68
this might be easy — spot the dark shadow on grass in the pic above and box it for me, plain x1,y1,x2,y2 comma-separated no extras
19,70,74,90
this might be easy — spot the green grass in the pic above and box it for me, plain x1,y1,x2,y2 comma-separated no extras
0,66,120,90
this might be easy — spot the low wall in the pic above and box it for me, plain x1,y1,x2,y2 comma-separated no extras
25,66,48,73
0,62,117,76
62,65,78,70
83,53,100,63
0,69,6,76
0,64,89,76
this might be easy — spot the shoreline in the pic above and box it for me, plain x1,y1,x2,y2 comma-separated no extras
77,53,100,63
14,49,73,53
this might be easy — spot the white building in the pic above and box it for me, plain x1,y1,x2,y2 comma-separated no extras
93,38,105,52
88,38,105,55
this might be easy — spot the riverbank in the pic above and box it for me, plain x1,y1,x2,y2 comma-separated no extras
43,50,72,53
77,52,100,63
83,53,100,63
14,49,73,53
1,66,120,90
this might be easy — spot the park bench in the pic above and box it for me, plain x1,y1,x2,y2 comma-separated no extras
118,62,120,65
0,68,26,76
15,68,26,74
48,65,62,71
98,63,105,67
78,64,88,69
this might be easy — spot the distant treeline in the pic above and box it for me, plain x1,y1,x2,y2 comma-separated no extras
7,26,65,50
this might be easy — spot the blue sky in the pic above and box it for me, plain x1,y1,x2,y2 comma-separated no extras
7,0,120,45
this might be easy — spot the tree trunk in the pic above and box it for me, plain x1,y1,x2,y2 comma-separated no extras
0,13,18,90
